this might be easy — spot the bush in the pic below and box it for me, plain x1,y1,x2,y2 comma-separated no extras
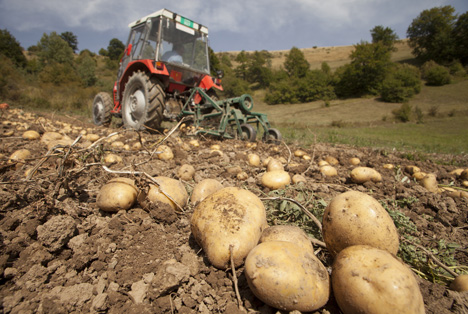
422,61,451,86
0,55,23,101
380,64,421,103
392,103,412,122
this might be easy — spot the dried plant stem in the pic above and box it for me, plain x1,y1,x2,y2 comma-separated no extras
229,245,243,310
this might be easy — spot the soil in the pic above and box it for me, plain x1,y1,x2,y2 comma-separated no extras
1,108,467,314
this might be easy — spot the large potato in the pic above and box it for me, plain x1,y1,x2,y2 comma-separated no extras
190,178,223,204
260,225,314,253
332,245,425,314
261,170,291,190
96,177,139,212
350,167,382,184
145,176,188,211
191,187,268,269
245,241,329,312
322,191,399,256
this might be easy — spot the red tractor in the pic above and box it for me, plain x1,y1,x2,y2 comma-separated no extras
93,9,281,142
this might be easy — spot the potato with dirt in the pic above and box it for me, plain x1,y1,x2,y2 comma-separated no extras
332,245,425,314
260,225,314,252
245,241,329,312
96,177,139,212
322,190,399,256
190,187,268,269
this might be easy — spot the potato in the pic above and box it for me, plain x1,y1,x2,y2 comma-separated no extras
320,165,337,177
325,156,339,165
294,149,307,157
237,171,248,180
191,187,268,269
22,130,40,140
318,160,329,167
190,179,223,204
247,153,261,167
322,191,399,256
104,153,122,164
292,174,306,184
261,170,291,190
111,141,124,148
96,178,138,212
350,166,382,184
266,158,284,172
9,149,31,163
260,225,313,253
449,168,464,177
412,171,427,181
145,176,188,211
177,164,195,181
332,245,425,314
460,169,468,180
405,165,420,175
157,145,174,160
420,173,438,193
349,157,360,165
41,131,65,145
245,241,329,312
85,134,100,142
450,274,468,292
189,139,200,147
383,163,394,169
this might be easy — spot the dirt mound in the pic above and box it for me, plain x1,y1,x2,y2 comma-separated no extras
1,108,467,313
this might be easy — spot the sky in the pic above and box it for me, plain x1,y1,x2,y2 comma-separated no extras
1,0,467,54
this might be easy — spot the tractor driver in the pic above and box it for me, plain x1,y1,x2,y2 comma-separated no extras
161,43,185,63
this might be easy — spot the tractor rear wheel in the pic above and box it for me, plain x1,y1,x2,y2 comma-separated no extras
262,128,282,144
240,124,257,142
122,71,164,131
92,92,113,126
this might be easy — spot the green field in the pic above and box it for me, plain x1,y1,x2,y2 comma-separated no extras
252,80,468,155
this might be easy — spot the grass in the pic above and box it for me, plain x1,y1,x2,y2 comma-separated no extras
252,80,468,155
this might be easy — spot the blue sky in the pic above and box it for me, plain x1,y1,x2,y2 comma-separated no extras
1,0,467,53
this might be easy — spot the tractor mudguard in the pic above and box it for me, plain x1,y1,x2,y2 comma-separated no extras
199,75,223,92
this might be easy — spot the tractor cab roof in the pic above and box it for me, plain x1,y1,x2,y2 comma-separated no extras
128,9,209,35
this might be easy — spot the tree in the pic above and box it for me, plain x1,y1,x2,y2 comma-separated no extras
380,64,421,103
335,41,392,97
208,47,220,76
371,25,399,50
407,6,457,63
453,11,468,65
37,32,74,66
247,50,272,88
284,47,309,78
76,50,97,86
0,29,27,68
60,31,78,53
107,38,125,60
234,50,249,80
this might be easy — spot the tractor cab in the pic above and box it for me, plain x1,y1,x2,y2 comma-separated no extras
117,9,214,95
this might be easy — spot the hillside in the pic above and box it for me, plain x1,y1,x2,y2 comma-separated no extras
221,39,413,71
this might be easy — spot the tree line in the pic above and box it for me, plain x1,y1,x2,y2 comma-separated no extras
0,5,467,109
211,5,468,105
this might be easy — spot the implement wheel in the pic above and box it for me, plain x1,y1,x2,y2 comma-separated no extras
92,92,113,126
122,70,164,131
240,124,257,142
262,128,282,144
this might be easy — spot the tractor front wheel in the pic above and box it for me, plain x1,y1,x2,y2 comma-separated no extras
122,71,164,131
240,124,257,142
92,92,113,126
262,128,282,144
